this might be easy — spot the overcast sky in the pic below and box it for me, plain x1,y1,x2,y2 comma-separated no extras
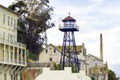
48,0,120,65
1,0,120,66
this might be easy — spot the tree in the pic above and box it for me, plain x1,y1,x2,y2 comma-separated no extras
108,69,118,80
8,0,54,55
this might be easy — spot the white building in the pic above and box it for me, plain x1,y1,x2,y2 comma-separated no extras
39,44,61,64
86,54,108,80
39,43,86,69
0,4,27,80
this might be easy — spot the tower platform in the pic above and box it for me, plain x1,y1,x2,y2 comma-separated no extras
59,24,79,31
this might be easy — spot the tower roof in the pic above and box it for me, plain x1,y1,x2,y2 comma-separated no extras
62,16,76,22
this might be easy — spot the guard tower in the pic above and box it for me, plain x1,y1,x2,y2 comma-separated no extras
59,14,80,72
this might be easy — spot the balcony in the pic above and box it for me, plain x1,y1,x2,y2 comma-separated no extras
0,57,26,66
0,38,26,48
17,42,26,48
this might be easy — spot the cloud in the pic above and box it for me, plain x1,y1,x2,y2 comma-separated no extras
97,6,120,16
104,26,120,43
100,26,120,64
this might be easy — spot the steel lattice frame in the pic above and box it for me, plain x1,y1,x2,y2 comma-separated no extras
60,31,80,72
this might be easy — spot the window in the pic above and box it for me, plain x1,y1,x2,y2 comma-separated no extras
70,22,74,24
54,49,56,53
14,19,16,29
11,18,13,26
3,14,5,24
66,21,70,24
0,32,2,38
4,73,7,80
93,59,95,61
8,16,10,26
9,34,12,43
3,32,5,40
49,48,52,53
49,58,52,61
8,34,10,42
46,49,48,53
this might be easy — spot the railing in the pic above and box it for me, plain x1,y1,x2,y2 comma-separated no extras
0,57,26,66
0,38,26,48
27,61,51,68
59,24,79,31
17,42,26,48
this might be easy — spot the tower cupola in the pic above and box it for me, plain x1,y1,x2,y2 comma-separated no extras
59,15,79,31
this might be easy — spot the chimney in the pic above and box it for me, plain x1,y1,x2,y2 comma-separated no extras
100,33,103,61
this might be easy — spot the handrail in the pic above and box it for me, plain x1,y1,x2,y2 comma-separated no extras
0,38,26,48
0,57,26,66
59,24,79,30
27,62,51,68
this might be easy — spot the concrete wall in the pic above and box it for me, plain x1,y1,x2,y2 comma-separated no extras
35,67,91,80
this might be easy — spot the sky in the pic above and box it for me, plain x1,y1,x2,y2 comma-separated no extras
1,0,120,77
48,0,120,65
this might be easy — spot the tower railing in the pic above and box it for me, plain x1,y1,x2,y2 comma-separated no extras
59,24,79,31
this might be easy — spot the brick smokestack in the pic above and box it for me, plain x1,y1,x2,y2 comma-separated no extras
100,33,103,61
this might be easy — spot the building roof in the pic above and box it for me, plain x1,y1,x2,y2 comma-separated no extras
62,16,76,22
87,54,102,61
0,4,19,16
49,44,61,52
55,45,82,53
41,44,82,54
40,44,61,54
